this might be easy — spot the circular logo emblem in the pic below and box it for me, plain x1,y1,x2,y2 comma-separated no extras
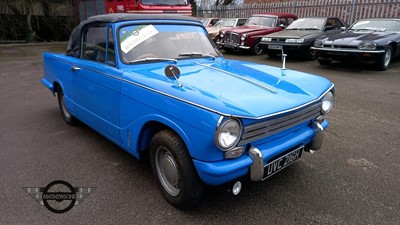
42,180,76,214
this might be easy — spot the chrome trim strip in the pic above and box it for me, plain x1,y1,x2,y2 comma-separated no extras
195,62,277,94
311,47,385,53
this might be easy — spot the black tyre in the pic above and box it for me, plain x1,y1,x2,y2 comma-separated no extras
375,45,393,71
304,47,317,60
57,86,78,125
150,130,205,209
318,58,332,66
251,39,264,55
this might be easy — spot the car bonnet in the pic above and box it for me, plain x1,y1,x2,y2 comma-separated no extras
122,59,333,119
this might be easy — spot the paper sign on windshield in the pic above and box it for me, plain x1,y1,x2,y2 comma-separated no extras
120,25,159,54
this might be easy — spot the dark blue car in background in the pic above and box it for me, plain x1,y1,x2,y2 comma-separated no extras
312,18,400,70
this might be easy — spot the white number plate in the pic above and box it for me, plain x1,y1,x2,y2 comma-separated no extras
268,45,282,50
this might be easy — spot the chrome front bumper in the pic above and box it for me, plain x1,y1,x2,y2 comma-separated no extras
249,121,325,181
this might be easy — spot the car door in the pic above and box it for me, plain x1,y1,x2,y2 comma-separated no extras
71,23,122,142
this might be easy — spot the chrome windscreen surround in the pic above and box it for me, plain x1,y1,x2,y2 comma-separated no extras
239,102,323,145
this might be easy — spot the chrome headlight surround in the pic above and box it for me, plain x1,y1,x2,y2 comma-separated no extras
285,38,304,43
215,117,243,151
358,42,377,50
261,37,272,42
321,91,335,114
240,34,247,41
220,31,225,38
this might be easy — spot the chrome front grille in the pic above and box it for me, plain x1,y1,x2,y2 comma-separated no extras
224,33,240,44
239,103,322,145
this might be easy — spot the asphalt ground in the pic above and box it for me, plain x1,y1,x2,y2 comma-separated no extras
0,44,399,225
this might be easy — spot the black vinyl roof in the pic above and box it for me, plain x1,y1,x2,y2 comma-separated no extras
66,13,199,57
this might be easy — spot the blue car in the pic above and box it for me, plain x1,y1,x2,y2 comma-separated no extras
42,13,335,208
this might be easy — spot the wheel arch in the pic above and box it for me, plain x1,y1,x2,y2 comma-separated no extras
133,117,192,160
388,42,397,55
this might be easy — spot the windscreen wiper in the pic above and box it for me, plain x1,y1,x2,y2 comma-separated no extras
179,52,216,60
130,58,177,64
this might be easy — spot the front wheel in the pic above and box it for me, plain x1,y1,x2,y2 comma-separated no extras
150,130,205,209
376,45,393,71
251,39,264,55
57,86,78,125
304,48,317,60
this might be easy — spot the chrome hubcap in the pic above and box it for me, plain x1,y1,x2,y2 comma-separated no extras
155,146,180,196
384,49,391,67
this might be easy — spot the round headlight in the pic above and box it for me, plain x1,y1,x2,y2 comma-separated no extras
321,91,335,114
216,118,242,150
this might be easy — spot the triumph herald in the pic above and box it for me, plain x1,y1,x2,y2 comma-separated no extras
41,14,335,209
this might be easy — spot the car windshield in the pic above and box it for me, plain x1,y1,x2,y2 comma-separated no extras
119,24,221,64
349,19,400,32
245,16,277,27
213,19,236,27
286,18,324,30
141,0,189,6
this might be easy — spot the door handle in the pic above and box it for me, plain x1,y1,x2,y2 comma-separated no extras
71,66,81,72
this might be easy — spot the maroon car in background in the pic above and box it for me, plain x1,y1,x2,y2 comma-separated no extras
218,13,298,55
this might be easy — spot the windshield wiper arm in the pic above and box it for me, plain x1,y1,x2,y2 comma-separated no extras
130,57,177,64
179,52,216,60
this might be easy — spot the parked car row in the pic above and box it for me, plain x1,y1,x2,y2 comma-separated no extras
203,14,399,71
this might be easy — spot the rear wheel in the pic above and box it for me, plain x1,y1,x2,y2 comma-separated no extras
57,86,78,125
150,130,205,209
375,45,393,71
318,58,332,66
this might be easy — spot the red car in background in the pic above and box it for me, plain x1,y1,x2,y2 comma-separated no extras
218,13,298,55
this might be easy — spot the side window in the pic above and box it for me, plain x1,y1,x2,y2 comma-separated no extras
277,17,287,27
287,17,296,26
210,19,219,26
333,18,344,28
82,24,107,63
238,19,246,26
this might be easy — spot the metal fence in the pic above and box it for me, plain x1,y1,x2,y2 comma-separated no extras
197,0,400,25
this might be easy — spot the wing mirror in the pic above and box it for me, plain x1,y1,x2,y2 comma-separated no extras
279,24,286,29
165,65,182,87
